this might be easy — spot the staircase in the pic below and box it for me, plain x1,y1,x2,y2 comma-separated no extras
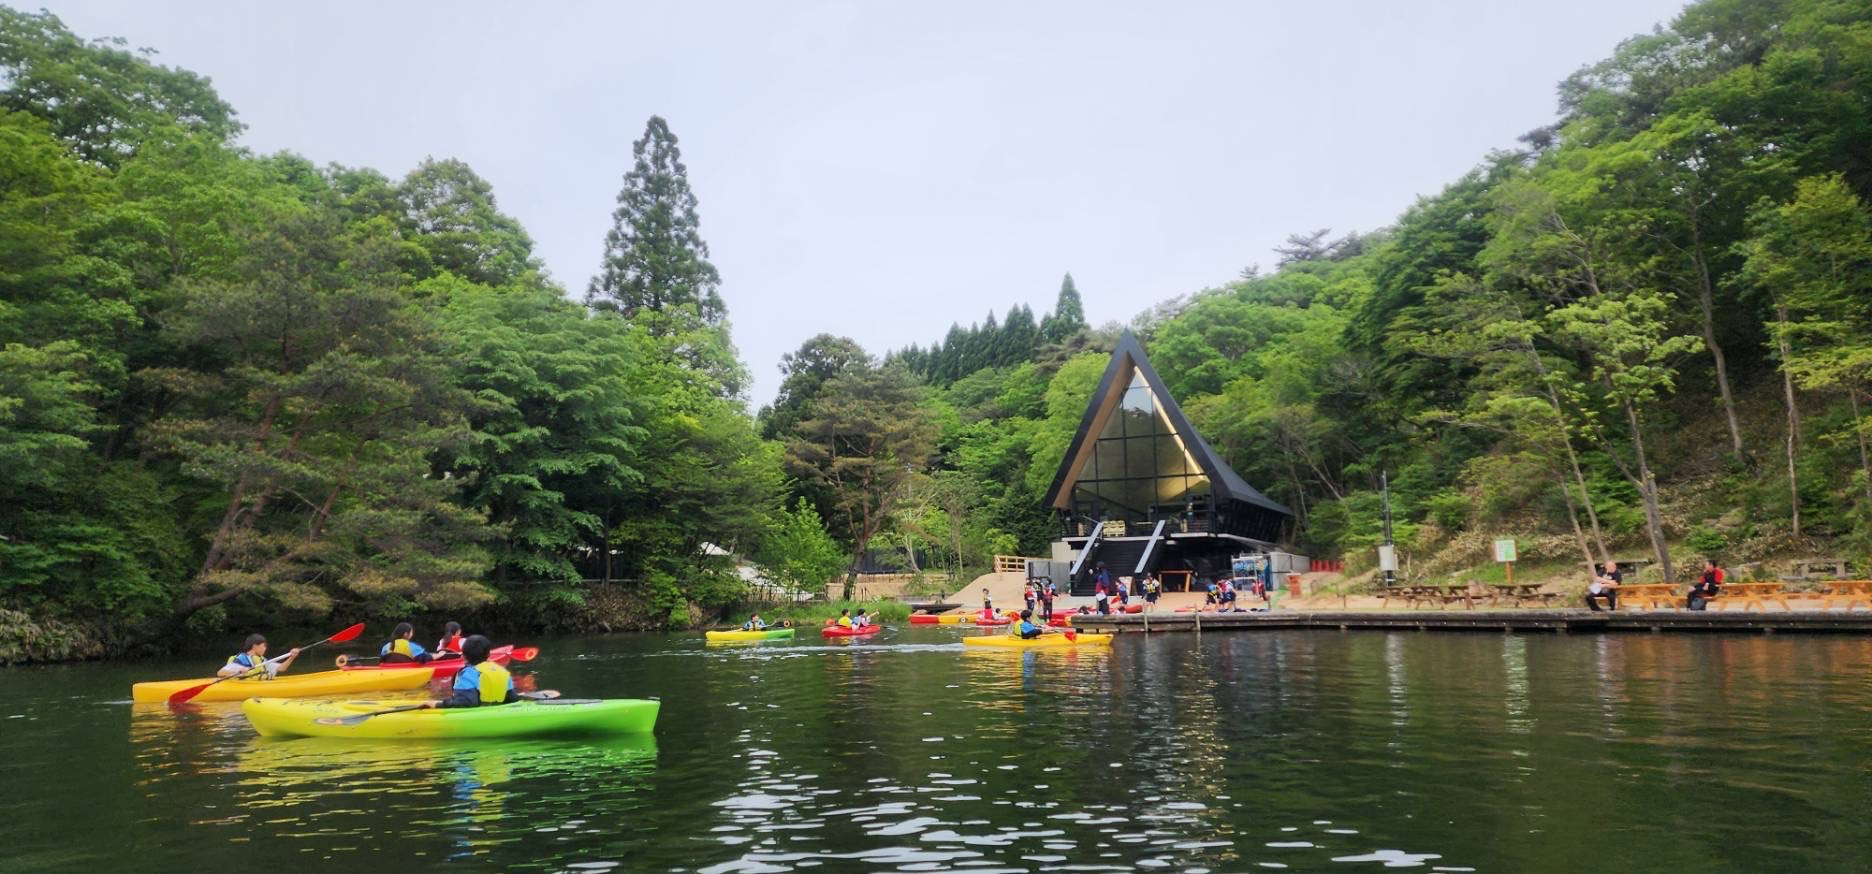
1070,537,1159,595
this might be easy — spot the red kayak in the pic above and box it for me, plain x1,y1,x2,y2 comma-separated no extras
339,645,514,680
908,615,942,625
822,625,882,638
975,617,1010,626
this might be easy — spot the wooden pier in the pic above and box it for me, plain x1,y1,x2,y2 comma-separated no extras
1067,609,1872,635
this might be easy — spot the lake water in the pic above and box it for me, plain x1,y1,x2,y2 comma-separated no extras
2,626,1869,871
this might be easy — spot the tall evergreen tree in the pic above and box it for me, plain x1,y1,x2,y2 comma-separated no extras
587,116,726,326
1001,304,1039,364
1042,273,1087,343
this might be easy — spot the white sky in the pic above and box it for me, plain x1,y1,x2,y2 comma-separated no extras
42,1,1689,406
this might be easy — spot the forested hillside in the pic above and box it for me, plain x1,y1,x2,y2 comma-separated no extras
809,0,1872,586
3,0,1869,658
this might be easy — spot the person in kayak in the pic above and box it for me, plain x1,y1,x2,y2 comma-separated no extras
380,622,434,664
435,621,464,656
742,612,769,631
854,608,873,628
1014,609,1056,640
423,635,519,708
835,609,855,629
217,633,300,678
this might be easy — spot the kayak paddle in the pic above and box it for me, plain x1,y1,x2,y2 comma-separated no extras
315,703,432,726
314,690,564,726
168,622,366,705
333,645,538,668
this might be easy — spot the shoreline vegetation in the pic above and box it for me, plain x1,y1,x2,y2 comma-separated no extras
4,1,1871,665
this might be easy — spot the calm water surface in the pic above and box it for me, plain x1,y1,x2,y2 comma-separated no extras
2,627,1870,872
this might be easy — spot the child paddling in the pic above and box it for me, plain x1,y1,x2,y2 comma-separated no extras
217,633,300,678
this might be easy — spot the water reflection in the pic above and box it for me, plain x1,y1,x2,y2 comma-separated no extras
8,630,1872,870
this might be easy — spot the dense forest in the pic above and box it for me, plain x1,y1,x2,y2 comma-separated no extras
3,0,1870,657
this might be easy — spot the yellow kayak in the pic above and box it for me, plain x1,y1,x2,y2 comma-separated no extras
962,633,1113,649
131,667,435,703
704,628,795,642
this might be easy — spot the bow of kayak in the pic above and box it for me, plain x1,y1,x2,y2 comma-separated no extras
961,634,1113,649
705,628,795,642
132,668,436,704
242,697,660,739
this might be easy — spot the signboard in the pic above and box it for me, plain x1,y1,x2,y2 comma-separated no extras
1377,544,1398,572
1494,539,1518,563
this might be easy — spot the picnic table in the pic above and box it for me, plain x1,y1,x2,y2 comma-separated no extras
1715,581,1789,612
1486,583,1564,608
1615,583,1680,610
1822,580,1872,611
1381,584,1482,609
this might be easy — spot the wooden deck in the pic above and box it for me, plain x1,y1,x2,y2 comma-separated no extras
1067,609,1872,635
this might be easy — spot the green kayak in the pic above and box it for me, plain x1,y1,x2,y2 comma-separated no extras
704,628,795,642
243,697,660,739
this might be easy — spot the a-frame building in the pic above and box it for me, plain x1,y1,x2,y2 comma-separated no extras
1042,331,1293,594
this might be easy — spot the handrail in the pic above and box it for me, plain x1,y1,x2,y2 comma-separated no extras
1135,519,1166,576
1070,520,1105,582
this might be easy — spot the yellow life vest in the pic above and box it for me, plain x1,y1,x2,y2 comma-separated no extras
477,662,512,705
837,616,853,628
390,638,415,657
226,652,270,678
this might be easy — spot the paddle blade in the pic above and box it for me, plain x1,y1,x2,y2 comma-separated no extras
1065,631,1077,642
166,681,214,706
510,646,540,662
329,622,366,643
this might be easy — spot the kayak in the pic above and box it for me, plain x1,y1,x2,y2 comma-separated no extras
962,633,1114,649
242,697,660,739
821,625,881,638
975,617,1010,626
1122,604,1144,614
1046,616,1073,627
338,645,514,679
705,628,795,642
908,615,941,624
132,667,435,704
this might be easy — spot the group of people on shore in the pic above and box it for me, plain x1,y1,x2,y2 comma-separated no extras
1583,558,1724,611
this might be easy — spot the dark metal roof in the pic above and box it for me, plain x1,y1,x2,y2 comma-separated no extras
1041,330,1293,517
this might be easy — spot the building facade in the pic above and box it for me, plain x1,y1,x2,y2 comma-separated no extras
1041,331,1295,593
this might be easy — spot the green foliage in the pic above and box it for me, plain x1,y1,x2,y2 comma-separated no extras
1687,525,1729,555
1423,492,1470,532
784,363,940,599
0,8,241,166
758,499,848,592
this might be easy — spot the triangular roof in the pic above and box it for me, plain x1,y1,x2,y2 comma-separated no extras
1041,330,1292,517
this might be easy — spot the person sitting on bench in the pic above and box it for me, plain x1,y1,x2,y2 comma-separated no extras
1584,561,1621,612
1687,558,1723,611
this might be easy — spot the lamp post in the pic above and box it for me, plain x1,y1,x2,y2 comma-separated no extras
1380,470,1396,588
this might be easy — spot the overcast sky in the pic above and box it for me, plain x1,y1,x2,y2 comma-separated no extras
43,1,1688,406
